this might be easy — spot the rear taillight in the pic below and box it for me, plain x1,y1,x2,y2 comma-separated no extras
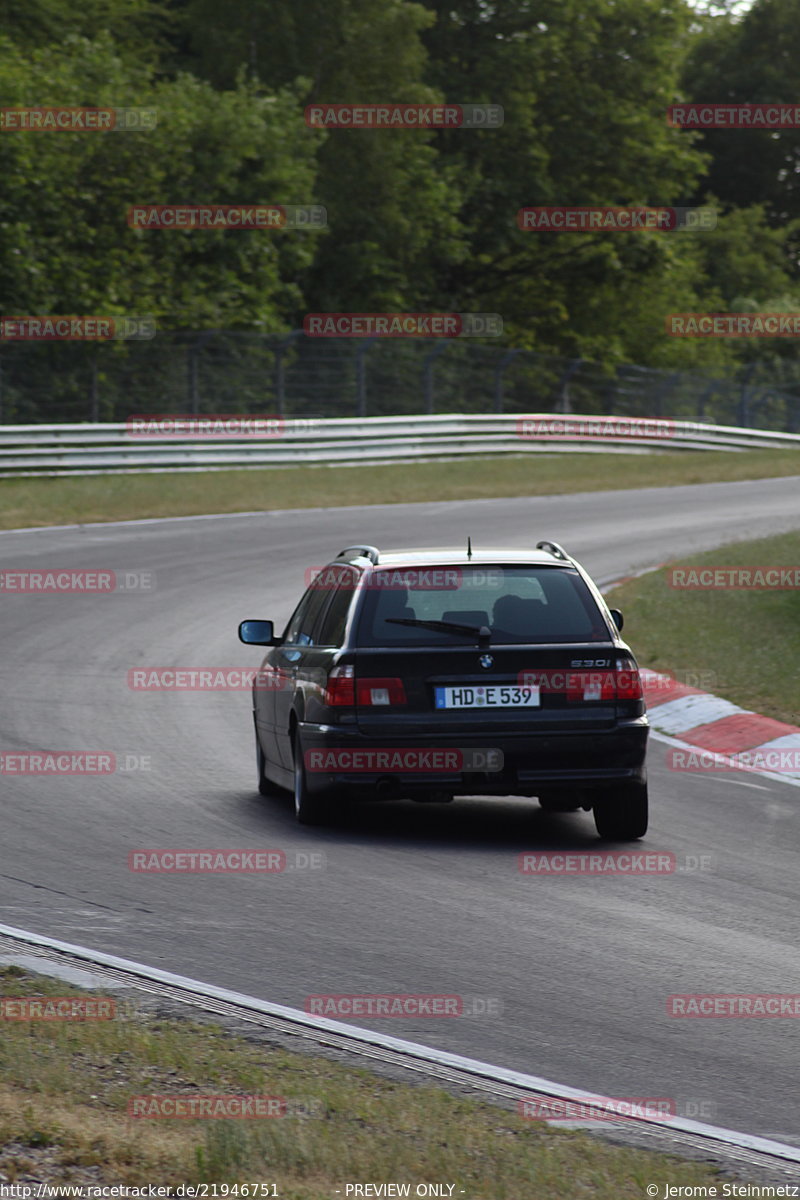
565,666,643,701
325,664,355,706
565,671,616,702
615,661,643,701
356,677,407,706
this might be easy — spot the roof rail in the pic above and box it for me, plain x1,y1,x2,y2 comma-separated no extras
336,544,380,565
536,540,573,563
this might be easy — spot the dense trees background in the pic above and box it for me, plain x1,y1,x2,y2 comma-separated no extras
1,0,799,374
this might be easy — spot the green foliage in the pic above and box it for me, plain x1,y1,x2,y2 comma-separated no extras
0,0,166,58
1,0,798,375
0,35,321,328
683,0,800,221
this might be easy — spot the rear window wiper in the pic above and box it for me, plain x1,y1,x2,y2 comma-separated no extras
385,617,491,643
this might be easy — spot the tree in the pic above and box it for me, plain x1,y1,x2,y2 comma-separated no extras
179,0,467,314
408,0,713,358
0,34,321,328
682,0,800,225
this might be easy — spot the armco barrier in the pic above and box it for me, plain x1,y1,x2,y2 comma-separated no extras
0,414,798,476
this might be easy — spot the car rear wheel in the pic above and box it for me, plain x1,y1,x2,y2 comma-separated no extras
593,780,648,840
293,734,329,825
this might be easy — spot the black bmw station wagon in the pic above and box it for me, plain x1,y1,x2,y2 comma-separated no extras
239,540,649,839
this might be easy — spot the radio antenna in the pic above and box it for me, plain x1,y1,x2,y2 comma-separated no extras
467,536,473,560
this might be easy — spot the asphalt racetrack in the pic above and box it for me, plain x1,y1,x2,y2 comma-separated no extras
1,475,799,1143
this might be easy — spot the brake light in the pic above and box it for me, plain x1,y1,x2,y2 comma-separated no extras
564,671,616,701
325,664,355,706
564,665,642,701
356,677,407,706
615,661,643,701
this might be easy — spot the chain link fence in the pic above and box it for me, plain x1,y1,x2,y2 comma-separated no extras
1,331,799,431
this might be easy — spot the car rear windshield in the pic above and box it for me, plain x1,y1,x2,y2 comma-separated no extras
355,565,610,645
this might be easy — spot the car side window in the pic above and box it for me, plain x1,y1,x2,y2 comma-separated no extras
316,569,358,646
283,583,331,646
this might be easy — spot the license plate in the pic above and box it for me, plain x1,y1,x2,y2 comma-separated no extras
434,684,540,709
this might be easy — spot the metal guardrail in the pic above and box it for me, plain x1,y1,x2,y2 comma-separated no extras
1,414,798,476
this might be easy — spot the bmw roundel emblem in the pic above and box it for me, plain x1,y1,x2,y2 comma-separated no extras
479,654,494,669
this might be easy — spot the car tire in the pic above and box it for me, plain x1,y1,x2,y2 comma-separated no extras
293,735,329,826
593,780,648,840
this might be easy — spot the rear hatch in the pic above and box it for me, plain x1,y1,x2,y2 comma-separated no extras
351,563,634,736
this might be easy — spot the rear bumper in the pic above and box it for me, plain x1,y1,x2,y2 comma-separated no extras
299,719,649,798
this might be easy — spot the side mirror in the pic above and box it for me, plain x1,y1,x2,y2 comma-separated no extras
238,619,278,645
609,608,624,632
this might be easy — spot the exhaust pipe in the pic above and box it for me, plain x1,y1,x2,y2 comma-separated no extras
412,790,454,804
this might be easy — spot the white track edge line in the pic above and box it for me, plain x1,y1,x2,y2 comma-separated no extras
1,922,798,1164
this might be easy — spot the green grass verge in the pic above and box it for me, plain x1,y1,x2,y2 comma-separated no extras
1,449,799,530
0,967,729,1197
607,530,800,726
